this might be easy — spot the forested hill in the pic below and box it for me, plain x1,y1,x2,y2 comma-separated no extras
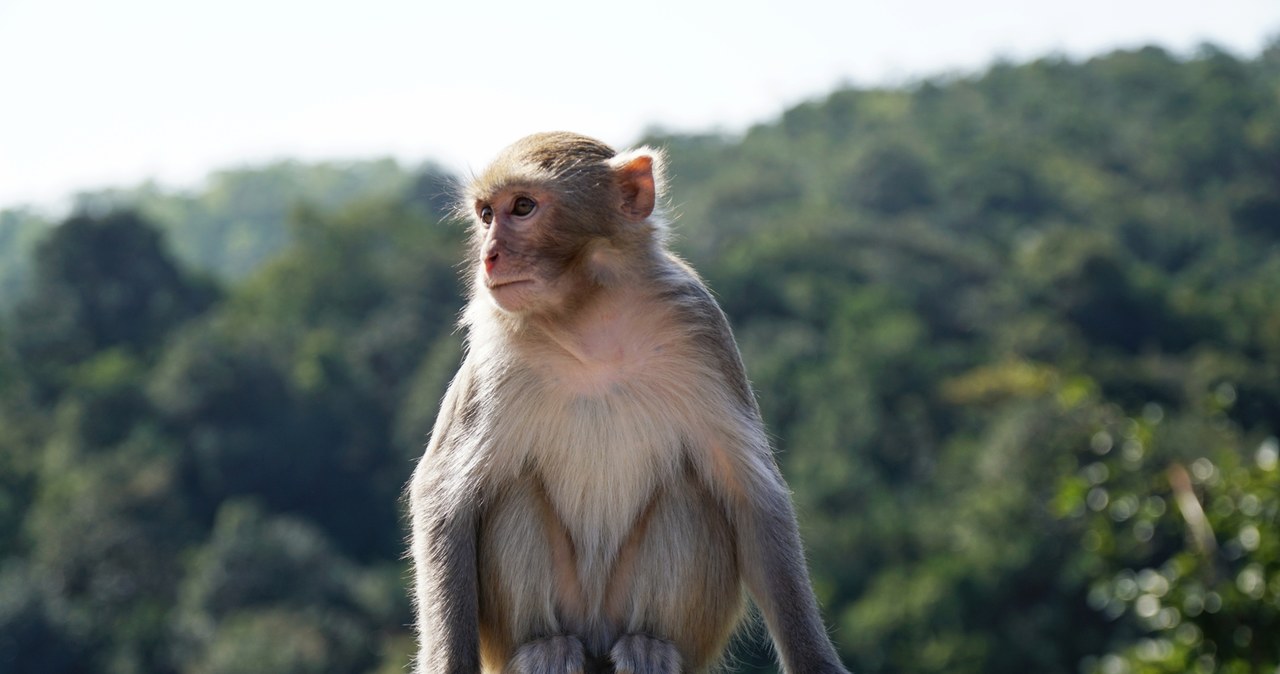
1,43,1278,674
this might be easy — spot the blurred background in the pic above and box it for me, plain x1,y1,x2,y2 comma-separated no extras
2,1,1280,673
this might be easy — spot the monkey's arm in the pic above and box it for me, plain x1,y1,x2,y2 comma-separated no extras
732,461,850,674
409,362,482,674
689,293,850,674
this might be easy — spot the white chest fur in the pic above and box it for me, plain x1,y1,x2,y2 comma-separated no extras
471,302,711,585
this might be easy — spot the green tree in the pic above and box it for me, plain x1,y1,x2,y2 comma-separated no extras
9,210,216,401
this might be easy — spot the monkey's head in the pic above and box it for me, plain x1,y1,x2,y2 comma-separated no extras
464,132,666,317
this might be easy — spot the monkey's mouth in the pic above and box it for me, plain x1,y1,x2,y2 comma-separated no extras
487,278,535,291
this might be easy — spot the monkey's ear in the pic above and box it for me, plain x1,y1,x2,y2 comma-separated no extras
611,148,664,222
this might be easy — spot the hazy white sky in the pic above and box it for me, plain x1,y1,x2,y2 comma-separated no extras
1,0,1277,210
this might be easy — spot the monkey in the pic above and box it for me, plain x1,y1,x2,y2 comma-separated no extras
408,131,850,674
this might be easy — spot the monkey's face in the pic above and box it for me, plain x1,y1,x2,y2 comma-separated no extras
473,186,574,315
464,132,661,319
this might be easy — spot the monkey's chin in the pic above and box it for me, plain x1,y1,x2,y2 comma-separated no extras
486,279,537,312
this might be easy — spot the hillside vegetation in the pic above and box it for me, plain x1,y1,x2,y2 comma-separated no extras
1,43,1278,674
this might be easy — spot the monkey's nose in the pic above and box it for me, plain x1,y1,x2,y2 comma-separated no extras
484,249,500,274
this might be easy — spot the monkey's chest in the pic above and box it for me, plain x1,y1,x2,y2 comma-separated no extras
479,380,732,641
481,324,719,571
512,385,687,537
478,380,694,624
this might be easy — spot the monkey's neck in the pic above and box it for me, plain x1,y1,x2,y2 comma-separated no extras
543,290,660,364
488,290,665,390
537,327,594,365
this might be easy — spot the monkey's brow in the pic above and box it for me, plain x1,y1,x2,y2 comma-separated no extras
472,180,547,202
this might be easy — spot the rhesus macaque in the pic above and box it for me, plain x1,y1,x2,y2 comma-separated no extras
409,132,849,674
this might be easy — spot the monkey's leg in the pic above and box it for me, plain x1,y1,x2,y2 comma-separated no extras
505,635,587,674
601,471,740,672
610,634,680,674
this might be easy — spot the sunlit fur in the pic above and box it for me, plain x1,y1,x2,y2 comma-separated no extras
409,132,848,674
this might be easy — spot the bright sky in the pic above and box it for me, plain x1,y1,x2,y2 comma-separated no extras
1,0,1277,211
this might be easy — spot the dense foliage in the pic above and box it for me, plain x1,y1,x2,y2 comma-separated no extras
1,43,1278,674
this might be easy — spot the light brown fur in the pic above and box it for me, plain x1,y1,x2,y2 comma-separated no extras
409,132,849,674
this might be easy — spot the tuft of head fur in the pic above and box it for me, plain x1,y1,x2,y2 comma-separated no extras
469,133,613,195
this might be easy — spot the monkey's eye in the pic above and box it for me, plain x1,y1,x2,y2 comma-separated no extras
511,196,537,217
479,205,494,225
